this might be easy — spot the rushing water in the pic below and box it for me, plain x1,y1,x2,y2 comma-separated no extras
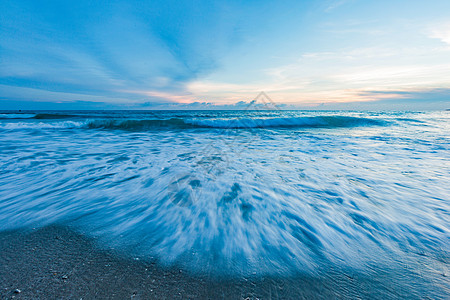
0,110,449,283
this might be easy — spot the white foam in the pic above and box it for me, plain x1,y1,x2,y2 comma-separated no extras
0,111,448,276
0,121,84,130
0,113,36,119
185,117,325,128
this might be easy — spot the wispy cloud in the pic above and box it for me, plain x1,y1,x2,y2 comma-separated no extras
429,23,450,46
122,90,196,103
0,0,248,104
324,0,354,12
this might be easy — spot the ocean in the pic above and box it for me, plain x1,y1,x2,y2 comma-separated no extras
0,110,448,291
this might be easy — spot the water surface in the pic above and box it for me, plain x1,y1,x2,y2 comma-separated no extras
0,110,448,291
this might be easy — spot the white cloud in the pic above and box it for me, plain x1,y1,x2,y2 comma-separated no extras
429,23,450,45
324,0,354,12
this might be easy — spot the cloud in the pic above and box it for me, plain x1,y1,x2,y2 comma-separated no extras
429,23,450,46
357,88,450,103
324,0,354,12
311,88,450,110
122,90,197,103
0,0,248,104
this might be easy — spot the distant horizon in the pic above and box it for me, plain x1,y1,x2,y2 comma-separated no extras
1,107,448,112
1,97,448,111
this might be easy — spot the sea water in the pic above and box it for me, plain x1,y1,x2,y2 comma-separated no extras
0,110,448,284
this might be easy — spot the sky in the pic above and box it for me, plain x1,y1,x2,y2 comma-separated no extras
1,0,450,110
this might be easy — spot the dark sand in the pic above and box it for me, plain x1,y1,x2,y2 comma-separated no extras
0,226,448,299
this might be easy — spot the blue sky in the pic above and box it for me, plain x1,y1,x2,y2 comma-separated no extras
1,0,450,109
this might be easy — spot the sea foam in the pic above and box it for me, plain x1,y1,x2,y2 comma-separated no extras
0,110,448,277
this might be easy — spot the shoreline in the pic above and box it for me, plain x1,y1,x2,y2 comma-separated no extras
0,225,448,299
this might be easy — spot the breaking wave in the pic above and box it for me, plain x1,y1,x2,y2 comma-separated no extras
0,116,386,131
0,113,36,119
85,118,190,130
0,121,84,130
185,116,386,128
33,113,78,119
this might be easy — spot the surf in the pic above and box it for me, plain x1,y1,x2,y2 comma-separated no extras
0,115,388,131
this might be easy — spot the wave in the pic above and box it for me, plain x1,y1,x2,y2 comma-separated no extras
395,117,426,123
0,116,386,131
0,121,84,130
0,113,82,120
85,118,190,130
186,116,386,128
0,113,36,119
33,113,78,119
88,116,384,130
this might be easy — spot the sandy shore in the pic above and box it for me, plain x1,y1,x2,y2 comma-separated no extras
0,226,447,299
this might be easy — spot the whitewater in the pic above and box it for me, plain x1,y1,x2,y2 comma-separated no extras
0,110,448,285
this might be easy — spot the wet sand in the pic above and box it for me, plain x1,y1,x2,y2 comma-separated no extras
0,226,447,299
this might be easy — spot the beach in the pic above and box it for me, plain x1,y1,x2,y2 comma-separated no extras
0,226,347,299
